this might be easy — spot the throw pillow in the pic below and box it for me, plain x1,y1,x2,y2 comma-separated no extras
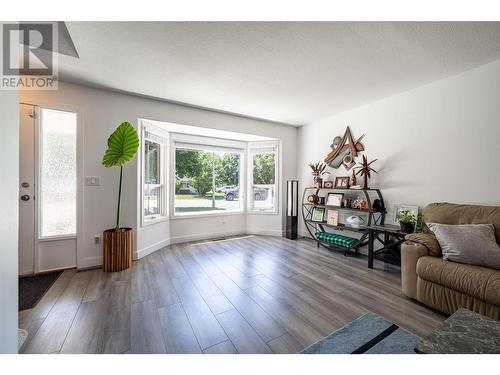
427,223,500,269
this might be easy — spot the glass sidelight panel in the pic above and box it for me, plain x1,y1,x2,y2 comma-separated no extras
39,108,77,237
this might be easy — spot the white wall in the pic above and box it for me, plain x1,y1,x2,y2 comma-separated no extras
0,89,19,353
298,59,500,238
22,82,297,267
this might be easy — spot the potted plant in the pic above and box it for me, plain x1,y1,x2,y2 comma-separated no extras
308,162,329,188
101,122,140,272
396,209,417,233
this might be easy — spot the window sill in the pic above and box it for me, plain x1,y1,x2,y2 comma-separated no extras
171,210,245,220
247,209,279,216
142,215,169,227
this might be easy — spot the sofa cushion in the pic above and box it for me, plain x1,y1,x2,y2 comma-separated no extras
427,223,500,269
416,256,500,306
423,202,500,243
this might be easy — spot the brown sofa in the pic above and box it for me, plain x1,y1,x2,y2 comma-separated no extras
401,202,500,320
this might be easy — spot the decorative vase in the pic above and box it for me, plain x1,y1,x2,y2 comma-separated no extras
103,227,133,272
307,194,319,204
399,222,415,234
314,177,323,188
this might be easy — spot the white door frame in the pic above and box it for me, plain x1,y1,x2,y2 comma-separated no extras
20,97,84,273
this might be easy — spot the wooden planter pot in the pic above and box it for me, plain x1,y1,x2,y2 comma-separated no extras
103,227,133,272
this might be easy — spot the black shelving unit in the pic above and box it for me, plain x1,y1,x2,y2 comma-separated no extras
302,187,385,255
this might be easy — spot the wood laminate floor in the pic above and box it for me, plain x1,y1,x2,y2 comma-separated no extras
19,235,445,354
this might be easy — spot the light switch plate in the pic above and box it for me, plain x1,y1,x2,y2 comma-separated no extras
85,176,101,186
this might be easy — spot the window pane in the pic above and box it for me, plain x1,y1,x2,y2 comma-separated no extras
175,147,241,214
145,140,160,184
252,152,276,210
253,153,275,184
144,139,162,218
253,185,275,210
214,152,241,211
40,108,77,237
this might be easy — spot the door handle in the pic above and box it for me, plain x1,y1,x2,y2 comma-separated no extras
20,195,30,201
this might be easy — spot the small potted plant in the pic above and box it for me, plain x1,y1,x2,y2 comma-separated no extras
396,209,417,233
101,122,140,272
308,162,329,188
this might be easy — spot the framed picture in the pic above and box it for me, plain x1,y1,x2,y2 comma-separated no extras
323,180,334,188
311,207,325,222
334,176,350,189
393,204,419,224
326,193,344,207
327,209,339,226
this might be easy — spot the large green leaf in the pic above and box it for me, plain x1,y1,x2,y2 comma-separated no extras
102,122,140,168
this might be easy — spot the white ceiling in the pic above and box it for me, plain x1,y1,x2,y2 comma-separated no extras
61,22,500,126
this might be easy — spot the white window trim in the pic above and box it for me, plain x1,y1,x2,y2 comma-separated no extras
247,140,280,215
140,121,169,226
170,133,246,218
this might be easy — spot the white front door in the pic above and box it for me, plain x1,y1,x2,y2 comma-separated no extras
19,104,78,275
19,104,36,275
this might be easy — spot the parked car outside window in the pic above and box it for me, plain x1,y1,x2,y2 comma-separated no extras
177,186,199,195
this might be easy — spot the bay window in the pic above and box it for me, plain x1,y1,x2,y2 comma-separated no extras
140,119,280,222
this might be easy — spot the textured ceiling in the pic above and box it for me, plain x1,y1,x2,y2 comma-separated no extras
60,22,500,126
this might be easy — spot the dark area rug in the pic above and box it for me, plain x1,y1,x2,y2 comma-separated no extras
18,271,62,311
300,312,420,354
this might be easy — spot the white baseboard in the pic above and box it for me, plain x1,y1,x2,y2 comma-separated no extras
131,228,285,260
78,255,102,270
169,230,247,245
299,230,312,239
246,228,284,237
135,238,170,260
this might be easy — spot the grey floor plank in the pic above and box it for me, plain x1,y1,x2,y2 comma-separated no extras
186,245,224,276
19,269,76,324
158,303,202,354
147,254,180,307
61,279,131,354
182,263,234,314
23,270,93,354
19,318,44,354
171,276,228,349
203,340,238,354
267,333,304,354
257,275,353,330
131,258,155,304
210,273,286,342
162,245,189,279
82,269,113,303
245,285,324,347
215,309,272,354
130,300,166,354
201,292,234,315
